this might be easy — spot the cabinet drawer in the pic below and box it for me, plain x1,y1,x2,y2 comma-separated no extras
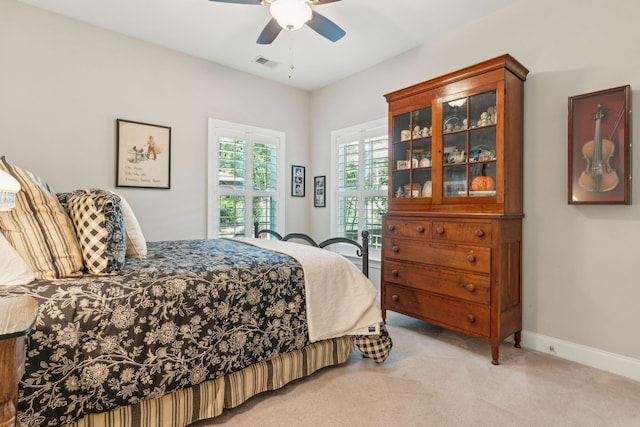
383,239,491,274
432,221,492,244
384,284,490,337
383,260,490,304
383,218,431,239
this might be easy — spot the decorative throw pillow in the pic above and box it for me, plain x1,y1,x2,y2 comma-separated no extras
0,232,35,286
0,156,84,280
112,192,147,258
353,323,393,363
65,189,126,275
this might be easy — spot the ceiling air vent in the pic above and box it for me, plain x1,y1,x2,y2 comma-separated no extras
253,55,279,68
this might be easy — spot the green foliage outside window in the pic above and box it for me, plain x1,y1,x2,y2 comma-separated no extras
218,138,277,236
338,136,388,249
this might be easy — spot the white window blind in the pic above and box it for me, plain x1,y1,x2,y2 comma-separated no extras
331,118,388,258
208,119,285,238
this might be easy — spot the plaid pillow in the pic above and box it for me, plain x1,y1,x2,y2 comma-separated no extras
64,189,126,275
354,323,393,363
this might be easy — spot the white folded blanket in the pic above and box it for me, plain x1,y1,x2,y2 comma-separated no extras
234,237,382,342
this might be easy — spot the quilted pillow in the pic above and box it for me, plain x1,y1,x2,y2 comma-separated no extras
0,156,84,280
65,189,126,275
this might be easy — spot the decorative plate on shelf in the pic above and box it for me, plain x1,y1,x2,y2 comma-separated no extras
443,115,463,133
469,144,494,161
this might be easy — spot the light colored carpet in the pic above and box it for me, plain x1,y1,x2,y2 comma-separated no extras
191,312,640,426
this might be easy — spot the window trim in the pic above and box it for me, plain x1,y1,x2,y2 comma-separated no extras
207,118,286,238
330,117,387,261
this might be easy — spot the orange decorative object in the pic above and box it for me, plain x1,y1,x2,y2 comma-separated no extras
471,176,495,191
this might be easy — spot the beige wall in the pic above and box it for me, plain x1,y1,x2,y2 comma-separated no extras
0,0,311,242
310,0,640,373
2,0,640,378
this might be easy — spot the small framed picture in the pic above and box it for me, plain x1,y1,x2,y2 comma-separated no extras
397,160,410,170
314,176,326,207
116,119,171,189
291,165,305,197
568,85,631,204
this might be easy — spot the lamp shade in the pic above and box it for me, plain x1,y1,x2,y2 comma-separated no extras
270,0,312,31
0,169,20,211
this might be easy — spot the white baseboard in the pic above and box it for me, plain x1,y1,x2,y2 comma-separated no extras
510,330,640,382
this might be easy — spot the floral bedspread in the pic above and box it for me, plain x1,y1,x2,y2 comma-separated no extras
0,239,310,427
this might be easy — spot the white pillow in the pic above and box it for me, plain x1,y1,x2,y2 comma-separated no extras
0,232,35,286
112,192,147,258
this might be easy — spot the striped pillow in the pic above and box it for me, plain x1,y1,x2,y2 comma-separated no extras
0,157,83,279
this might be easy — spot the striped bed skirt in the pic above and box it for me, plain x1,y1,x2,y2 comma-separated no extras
66,336,355,427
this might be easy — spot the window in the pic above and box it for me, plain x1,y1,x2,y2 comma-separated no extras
331,118,388,259
208,119,285,238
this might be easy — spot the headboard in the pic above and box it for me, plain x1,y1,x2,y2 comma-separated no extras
253,222,369,277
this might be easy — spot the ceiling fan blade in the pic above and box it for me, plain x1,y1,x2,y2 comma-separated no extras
306,11,345,42
208,0,263,4
309,0,342,4
257,18,283,44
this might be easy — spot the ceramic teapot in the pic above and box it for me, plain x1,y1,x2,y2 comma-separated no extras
448,149,466,163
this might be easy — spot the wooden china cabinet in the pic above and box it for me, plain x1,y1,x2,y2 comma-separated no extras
381,55,528,365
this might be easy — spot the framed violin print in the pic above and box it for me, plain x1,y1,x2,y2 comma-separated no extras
568,85,632,204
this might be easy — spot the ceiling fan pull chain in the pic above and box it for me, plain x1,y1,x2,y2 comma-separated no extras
288,32,295,79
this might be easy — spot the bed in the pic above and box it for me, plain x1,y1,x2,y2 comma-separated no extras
0,157,392,427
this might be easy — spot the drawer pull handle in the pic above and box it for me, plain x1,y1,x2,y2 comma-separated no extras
416,226,424,233
466,314,476,323
466,254,476,263
464,283,476,293
388,224,396,231
391,269,399,277
436,226,444,234
475,229,485,237
392,294,399,302
392,245,399,253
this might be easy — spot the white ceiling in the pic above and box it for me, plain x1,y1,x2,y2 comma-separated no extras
17,0,517,91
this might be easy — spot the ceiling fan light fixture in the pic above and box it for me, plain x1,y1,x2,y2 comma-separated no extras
270,0,312,31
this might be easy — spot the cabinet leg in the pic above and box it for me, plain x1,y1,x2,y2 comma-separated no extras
381,309,387,323
514,330,521,348
491,345,500,365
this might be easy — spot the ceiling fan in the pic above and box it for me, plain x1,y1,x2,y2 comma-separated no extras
209,0,345,45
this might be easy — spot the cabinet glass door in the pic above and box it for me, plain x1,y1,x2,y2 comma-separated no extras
391,107,433,199
442,91,497,198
